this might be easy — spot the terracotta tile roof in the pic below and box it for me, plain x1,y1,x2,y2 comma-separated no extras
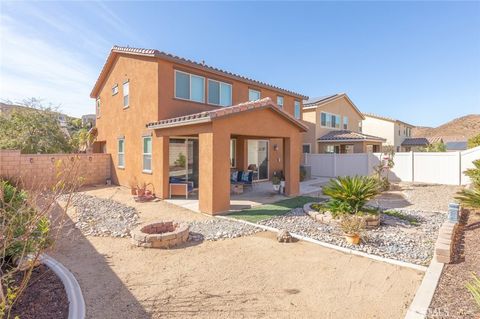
91,46,308,99
146,97,308,131
317,130,386,142
363,112,414,127
401,137,443,146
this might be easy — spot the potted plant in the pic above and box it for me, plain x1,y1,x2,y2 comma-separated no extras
129,179,138,195
272,175,281,192
340,215,365,245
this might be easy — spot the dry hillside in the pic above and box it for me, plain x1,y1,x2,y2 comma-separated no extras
412,114,480,141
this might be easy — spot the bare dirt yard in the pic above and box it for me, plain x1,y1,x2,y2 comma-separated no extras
53,186,424,319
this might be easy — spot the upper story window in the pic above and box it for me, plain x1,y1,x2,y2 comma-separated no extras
359,121,362,132
248,89,261,101
96,98,100,117
142,136,152,173
123,81,129,107
112,84,118,96
320,112,340,128
343,116,349,130
175,70,205,103
294,101,301,119
118,138,125,168
208,79,232,106
277,96,284,109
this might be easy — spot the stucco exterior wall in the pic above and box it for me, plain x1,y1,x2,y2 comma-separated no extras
302,96,364,154
92,53,304,192
362,116,395,145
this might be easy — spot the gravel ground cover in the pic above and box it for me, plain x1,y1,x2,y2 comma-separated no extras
258,207,446,265
188,218,263,241
65,193,139,237
428,210,480,319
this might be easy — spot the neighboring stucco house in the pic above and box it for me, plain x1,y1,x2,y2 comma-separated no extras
90,46,307,214
302,93,385,154
362,113,415,152
401,137,444,152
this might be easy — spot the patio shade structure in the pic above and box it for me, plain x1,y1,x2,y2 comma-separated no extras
146,98,307,214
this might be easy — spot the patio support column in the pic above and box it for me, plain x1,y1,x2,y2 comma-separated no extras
153,134,169,199
199,130,230,214
284,135,300,196
236,137,247,171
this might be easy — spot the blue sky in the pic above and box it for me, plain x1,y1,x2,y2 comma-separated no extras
0,1,479,127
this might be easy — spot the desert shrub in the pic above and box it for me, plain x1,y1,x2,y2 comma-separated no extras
466,273,480,309
456,160,480,208
1,181,51,265
339,215,365,235
322,176,380,215
468,134,480,149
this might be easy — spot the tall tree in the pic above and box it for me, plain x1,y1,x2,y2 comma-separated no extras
0,99,73,154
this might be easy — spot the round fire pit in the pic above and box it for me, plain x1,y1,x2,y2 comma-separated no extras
131,221,189,248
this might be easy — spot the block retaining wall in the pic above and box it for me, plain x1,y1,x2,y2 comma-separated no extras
0,150,111,189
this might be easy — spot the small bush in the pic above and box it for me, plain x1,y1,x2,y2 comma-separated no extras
322,176,380,215
339,215,365,235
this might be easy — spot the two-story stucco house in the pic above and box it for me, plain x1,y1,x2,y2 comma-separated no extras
90,46,308,215
361,113,415,152
302,93,385,154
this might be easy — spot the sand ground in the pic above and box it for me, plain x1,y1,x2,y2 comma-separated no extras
53,186,424,319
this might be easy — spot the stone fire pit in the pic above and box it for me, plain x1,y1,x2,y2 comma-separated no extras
131,221,189,248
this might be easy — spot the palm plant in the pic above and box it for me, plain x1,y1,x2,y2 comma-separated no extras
322,175,380,214
455,160,480,209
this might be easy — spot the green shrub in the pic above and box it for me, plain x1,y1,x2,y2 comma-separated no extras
466,273,480,309
455,160,480,208
1,180,51,264
322,176,380,215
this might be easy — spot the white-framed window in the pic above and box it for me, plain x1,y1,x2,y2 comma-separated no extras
112,84,118,96
123,81,129,107
277,96,284,109
294,101,301,119
343,116,349,130
320,112,341,128
248,89,261,101
175,70,205,103
118,138,125,168
230,139,236,168
96,98,100,117
208,79,232,106
142,136,152,172
302,144,311,154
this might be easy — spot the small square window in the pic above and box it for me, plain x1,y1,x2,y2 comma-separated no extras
248,89,261,101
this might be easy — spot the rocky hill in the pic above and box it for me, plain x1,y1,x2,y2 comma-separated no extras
412,114,480,141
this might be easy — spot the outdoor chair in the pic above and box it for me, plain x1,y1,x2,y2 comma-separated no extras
169,177,195,199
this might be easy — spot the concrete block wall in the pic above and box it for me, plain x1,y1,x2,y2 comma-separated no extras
0,150,111,189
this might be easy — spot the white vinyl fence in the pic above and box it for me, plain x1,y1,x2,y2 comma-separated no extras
304,146,480,185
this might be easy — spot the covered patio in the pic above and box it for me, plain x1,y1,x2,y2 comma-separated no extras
164,177,327,213
146,98,308,215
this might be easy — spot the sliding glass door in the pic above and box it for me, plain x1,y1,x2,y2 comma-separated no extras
247,140,269,181
169,138,199,187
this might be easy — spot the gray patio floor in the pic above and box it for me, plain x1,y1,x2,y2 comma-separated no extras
164,177,329,213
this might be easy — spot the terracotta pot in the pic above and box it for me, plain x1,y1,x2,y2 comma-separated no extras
344,233,361,245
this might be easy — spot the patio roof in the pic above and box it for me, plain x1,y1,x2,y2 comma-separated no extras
146,97,308,131
317,130,386,143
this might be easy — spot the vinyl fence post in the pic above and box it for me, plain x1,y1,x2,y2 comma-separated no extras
410,151,415,183
333,153,337,177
